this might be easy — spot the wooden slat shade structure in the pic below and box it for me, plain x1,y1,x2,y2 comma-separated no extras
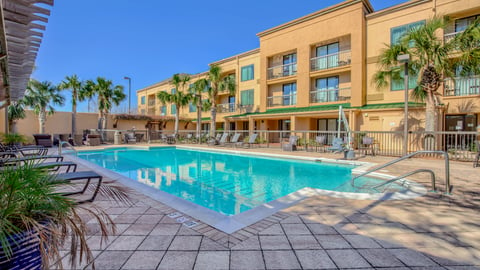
0,0,54,108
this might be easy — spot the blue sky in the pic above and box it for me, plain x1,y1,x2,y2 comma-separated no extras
33,0,406,113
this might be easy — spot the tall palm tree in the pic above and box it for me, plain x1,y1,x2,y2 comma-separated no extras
7,101,26,133
373,16,480,132
58,75,85,136
190,78,209,139
84,77,126,130
206,64,236,136
22,79,65,134
157,74,192,136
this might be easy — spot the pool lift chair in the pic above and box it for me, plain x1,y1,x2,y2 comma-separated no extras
329,105,354,159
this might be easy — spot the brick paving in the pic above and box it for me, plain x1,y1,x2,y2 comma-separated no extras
55,145,480,269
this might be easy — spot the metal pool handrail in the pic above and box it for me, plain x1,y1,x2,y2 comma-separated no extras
59,141,78,156
351,150,451,194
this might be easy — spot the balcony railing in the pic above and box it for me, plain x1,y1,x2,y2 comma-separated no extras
148,100,156,106
217,103,236,113
267,63,297,80
444,31,463,43
267,94,297,107
310,87,351,103
310,50,351,72
444,76,480,97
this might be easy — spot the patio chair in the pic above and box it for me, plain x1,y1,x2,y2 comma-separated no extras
359,136,375,156
135,133,144,142
124,133,136,144
55,170,103,203
474,140,480,168
283,136,298,151
226,133,241,147
315,135,326,152
240,133,258,148
33,134,53,148
328,137,345,153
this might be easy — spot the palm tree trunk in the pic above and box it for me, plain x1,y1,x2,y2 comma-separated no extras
210,101,217,137
196,106,201,141
174,107,180,137
8,118,13,133
39,109,46,134
72,100,77,136
425,91,436,133
97,112,103,130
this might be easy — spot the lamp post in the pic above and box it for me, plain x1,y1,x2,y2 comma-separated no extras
123,76,131,114
397,54,410,156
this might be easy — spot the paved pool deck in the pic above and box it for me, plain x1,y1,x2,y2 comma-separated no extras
56,144,480,269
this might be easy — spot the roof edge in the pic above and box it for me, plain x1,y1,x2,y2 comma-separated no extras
209,48,260,66
366,0,431,19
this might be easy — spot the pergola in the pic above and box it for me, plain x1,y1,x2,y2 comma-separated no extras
0,0,54,109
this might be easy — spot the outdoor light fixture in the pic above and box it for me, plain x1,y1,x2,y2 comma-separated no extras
397,54,410,156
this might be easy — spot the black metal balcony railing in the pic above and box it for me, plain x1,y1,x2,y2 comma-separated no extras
309,87,351,103
267,94,297,107
444,76,480,97
310,50,351,72
267,63,297,79
217,103,236,113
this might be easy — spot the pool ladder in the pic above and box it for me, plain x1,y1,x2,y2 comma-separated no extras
351,150,451,194
59,141,78,156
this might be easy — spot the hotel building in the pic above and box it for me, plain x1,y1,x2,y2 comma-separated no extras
137,0,480,134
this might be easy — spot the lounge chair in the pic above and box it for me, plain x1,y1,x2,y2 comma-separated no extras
124,133,136,144
315,135,326,152
328,137,345,153
226,133,241,147
208,133,223,146
33,134,53,147
217,133,229,146
55,171,103,203
239,133,258,148
86,134,101,146
283,136,298,151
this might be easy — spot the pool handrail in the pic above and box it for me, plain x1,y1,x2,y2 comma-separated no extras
351,150,451,194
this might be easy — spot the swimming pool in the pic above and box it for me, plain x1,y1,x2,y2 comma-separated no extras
76,147,409,216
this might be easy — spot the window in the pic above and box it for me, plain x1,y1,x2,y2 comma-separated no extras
160,106,166,116
282,83,297,105
283,53,297,76
315,42,339,69
391,70,418,91
390,20,425,45
189,102,196,112
228,96,235,112
314,76,339,102
240,89,254,106
140,96,146,105
171,104,177,115
171,88,176,94
455,15,479,32
241,65,254,81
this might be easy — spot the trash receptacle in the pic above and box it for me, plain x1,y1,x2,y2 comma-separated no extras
114,131,122,144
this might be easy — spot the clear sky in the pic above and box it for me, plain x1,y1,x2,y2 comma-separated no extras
33,0,407,113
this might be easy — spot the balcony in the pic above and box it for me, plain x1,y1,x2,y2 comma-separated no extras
217,103,236,113
310,50,351,72
267,63,297,80
444,31,463,43
444,76,480,97
310,87,351,103
267,94,297,107
148,100,156,106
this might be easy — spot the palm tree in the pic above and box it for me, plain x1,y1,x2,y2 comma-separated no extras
190,78,209,139
206,64,236,136
22,79,65,134
7,101,26,133
373,16,480,133
58,75,85,137
157,74,192,136
84,77,126,130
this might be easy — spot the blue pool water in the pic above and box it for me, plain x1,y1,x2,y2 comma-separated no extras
77,147,396,215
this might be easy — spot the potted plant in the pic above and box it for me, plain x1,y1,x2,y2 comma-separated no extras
0,161,131,269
